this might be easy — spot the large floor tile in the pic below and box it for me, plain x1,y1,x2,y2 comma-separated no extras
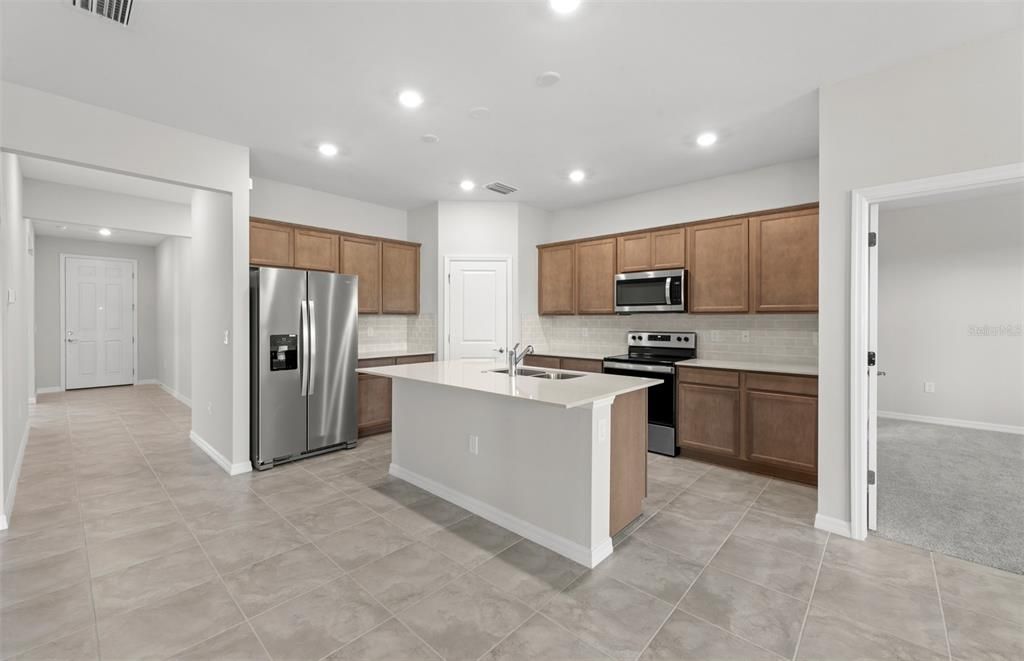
399,574,534,661
421,515,522,568
680,567,806,659
542,573,673,661
0,581,95,658
943,602,1024,661
348,478,433,513
91,545,216,619
482,613,607,661
823,534,936,595
78,483,170,520
184,495,280,538
87,520,198,577
249,577,390,661
317,517,414,571
14,625,99,661
0,546,91,608
711,535,820,600
751,480,818,525
0,523,84,568
933,552,1024,624
630,512,733,565
659,490,748,528
284,494,376,540
256,480,342,514
199,519,307,575
83,499,183,544
796,607,947,661
474,539,588,610
3,502,81,540
686,468,769,505
731,509,828,560
381,495,473,537
640,609,780,661
325,618,440,661
222,543,342,617
593,537,702,604
350,543,463,612
171,623,271,661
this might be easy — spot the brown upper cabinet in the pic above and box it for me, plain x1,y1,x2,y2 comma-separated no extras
750,208,818,313
340,236,382,314
381,241,419,315
293,228,339,272
616,232,652,272
249,219,294,268
687,217,750,313
538,243,576,315
616,228,686,273
575,237,616,314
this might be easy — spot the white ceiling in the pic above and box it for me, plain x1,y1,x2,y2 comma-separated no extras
18,156,195,204
1,2,1020,210
33,219,170,247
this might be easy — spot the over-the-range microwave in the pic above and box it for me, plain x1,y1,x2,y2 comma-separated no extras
614,268,687,313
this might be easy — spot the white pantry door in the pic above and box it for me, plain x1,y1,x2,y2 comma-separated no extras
447,259,509,360
65,256,135,389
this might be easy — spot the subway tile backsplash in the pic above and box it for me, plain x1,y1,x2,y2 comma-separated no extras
521,313,818,363
358,313,437,356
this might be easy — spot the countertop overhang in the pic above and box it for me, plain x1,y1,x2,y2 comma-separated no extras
357,359,660,409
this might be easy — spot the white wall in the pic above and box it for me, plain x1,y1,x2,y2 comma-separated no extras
517,204,547,323
250,177,406,240
157,237,191,403
0,153,31,528
33,236,159,389
408,203,439,316
546,158,819,243
878,191,1023,429
2,82,251,471
818,29,1024,527
23,179,191,237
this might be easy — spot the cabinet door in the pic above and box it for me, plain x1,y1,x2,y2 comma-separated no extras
745,390,817,474
677,383,740,457
340,237,382,314
687,218,749,312
616,233,651,272
357,374,392,436
249,220,294,267
651,227,686,269
575,238,616,314
381,241,420,314
750,208,818,313
395,353,434,365
560,358,602,373
538,244,575,315
293,228,339,272
523,355,561,369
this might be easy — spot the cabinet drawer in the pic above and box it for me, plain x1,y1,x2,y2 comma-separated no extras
395,354,433,365
744,372,817,396
677,367,740,388
358,357,396,369
524,355,561,369
560,358,603,373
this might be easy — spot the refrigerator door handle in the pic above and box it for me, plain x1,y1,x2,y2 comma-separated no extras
308,299,317,396
300,300,310,396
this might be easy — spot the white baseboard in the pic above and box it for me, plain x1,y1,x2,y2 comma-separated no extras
159,382,192,407
136,379,159,386
2,426,30,530
0,514,7,531
390,463,613,568
35,386,63,395
878,411,1023,435
189,430,251,476
815,513,855,538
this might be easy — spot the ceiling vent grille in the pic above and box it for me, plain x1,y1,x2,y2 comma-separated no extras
73,0,134,26
485,182,518,196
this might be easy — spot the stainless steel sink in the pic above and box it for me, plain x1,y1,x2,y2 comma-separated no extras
530,372,584,380
487,368,548,377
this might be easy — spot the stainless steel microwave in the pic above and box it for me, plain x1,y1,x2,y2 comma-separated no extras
614,269,687,313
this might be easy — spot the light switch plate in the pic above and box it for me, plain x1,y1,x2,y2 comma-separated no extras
7,288,15,304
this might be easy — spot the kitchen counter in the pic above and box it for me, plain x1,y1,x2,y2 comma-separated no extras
358,359,658,409
528,349,611,361
678,358,818,376
358,348,436,360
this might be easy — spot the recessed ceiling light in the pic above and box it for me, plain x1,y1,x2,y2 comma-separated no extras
99,228,112,237
318,142,339,157
536,71,562,88
696,132,718,148
398,89,424,109
549,0,581,15
57,225,68,231
568,169,586,183
460,180,476,192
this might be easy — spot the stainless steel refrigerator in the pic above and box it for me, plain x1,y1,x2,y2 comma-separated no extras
250,267,358,470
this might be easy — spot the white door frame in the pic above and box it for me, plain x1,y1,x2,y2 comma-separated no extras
442,256,515,361
59,253,139,391
848,162,1024,540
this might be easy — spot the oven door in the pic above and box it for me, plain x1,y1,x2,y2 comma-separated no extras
602,361,678,456
614,269,686,313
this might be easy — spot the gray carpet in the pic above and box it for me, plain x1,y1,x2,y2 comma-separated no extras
876,417,1024,574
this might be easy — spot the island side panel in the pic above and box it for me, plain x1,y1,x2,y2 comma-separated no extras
389,378,612,567
610,388,648,536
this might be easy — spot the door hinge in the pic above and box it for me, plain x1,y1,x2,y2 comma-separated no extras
867,470,876,486
447,273,451,283
867,351,876,367
868,232,877,247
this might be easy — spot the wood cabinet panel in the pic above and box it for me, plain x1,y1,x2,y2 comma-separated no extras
745,391,817,474
616,233,652,273
610,389,647,536
744,372,817,396
341,237,382,314
249,220,294,267
357,374,392,436
677,367,740,388
575,238,616,314
751,209,818,312
651,227,686,269
560,358,603,373
381,241,419,314
293,228,339,272
687,218,750,313
677,383,741,457
523,355,562,369
538,244,576,315
395,353,434,365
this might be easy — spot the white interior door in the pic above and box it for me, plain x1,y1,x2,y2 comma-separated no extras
867,204,880,530
447,259,509,360
65,256,135,389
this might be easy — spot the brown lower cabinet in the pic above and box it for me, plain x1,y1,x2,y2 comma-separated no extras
677,366,817,485
356,354,434,437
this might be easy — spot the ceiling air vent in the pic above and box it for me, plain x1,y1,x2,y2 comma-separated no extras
485,182,518,196
72,0,134,26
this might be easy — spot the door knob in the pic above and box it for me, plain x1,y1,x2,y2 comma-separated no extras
494,347,505,354
877,371,887,376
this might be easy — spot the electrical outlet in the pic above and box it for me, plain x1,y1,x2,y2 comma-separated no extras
924,382,935,393
468,435,479,455
741,330,750,343
223,330,230,345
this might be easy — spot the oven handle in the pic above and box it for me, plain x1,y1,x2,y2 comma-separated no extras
602,361,675,374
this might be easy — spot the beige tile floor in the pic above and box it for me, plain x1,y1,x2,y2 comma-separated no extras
1,385,1021,660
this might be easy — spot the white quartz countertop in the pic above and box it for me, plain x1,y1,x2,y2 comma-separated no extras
678,359,818,376
358,349,436,360
357,359,660,409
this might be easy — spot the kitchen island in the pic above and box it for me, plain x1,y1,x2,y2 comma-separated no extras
356,359,659,567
